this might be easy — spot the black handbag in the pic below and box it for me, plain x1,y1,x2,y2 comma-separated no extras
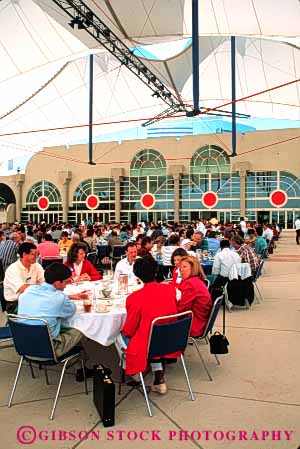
93,365,115,427
209,331,230,354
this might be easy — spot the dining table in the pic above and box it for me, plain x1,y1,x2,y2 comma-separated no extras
62,279,137,346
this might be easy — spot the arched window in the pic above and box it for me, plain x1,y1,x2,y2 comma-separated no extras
130,149,167,177
72,178,115,204
26,180,61,205
190,145,230,174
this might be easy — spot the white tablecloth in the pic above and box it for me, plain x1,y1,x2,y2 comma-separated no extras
63,306,126,346
62,280,134,346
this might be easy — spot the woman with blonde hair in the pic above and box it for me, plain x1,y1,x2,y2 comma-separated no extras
177,255,212,337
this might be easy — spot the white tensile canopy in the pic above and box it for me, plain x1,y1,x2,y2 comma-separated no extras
0,0,299,167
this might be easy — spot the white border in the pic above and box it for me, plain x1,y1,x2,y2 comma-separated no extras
140,193,156,209
85,194,99,210
201,191,218,209
269,189,288,208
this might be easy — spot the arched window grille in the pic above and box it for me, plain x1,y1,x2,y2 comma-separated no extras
130,149,167,177
26,180,61,205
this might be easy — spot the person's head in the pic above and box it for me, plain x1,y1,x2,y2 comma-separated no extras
168,234,180,246
44,263,72,291
125,242,137,263
135,234,144,250
179,229,186,239
141,236,152,251
220,239,230,250
72,232,82,243
192,231,204,245
240,217,244,221
180,255,204,280
18,242,38,265
44,234,53,242
186,229,194,240
133,256,157,283
247,229,255,236
171,247,188,266
67,243,87,264
256,227,263,237
61,231,69,241
86,228,94,238
208,231,217,239
155,236,166,249
223,229,233,240
0,231,5,241
231,234,244,249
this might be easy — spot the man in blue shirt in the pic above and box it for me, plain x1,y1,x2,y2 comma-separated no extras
18,263,85,359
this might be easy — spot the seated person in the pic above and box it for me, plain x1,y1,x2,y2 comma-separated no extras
254,227,268,255
115,256,178,394
114,242,137,282
18,263,93,376
138,236,153,257
231,235,259,276
37,234,60,260
65,243,101,282
4,242,44,313
212,239,241,287
58,231,73,253
150,236,166,261
206,231,220,253
244,228,256,247
177,256,212,337
161,234,180,266
84,228,97,252
171,247,188,285
188,231,209,252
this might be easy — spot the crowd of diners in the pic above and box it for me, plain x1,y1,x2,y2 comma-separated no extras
0,217,279,393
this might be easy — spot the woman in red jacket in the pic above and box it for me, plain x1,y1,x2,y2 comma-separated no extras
115,256,178,394
65,243,101,281
177,255,212,337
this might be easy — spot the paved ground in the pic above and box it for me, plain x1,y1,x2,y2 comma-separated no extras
0,231,299,449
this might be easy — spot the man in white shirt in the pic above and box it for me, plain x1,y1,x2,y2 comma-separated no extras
114,242,137,282
295,217,300,244
263,224,273,243
240,217,247,236
4,242,44,312
212,239,241,287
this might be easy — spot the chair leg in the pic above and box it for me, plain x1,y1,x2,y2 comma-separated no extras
50,360,69,420
118,353,125,395
180,354,195,401
256,283,263,302
191,338,213,381
80,358,88,395
139,372,152,417
44,367,50,385
29,361,35,379
214,354,221,365
8,356,23,407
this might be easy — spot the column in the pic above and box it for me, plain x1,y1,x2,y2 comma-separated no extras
59,171,72,223
111,168,124,224
168,165,185,224
239,169,246,218
15,174,25,222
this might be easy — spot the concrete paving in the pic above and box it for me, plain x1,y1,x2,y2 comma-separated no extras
0,231,299,449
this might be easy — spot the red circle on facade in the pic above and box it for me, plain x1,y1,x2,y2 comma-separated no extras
269,190,288,207
202,191,218,208
37,196,49,211
141,193,155,209
86,195,99,210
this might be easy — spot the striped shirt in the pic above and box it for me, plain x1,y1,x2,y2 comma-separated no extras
0,240,18,271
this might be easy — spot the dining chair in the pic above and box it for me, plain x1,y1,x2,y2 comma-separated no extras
7,314,88,420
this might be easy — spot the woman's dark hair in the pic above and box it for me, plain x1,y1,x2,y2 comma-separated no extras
179,229,186,237
61,231,69,238
133,256,157,283
247,229,255,236
186,229,194,240
45,263,72,284
44,234,53,241
67,242,87,264
86,228,94,237
18,242,37,258
169,234,180,245
171,247,188,265
141,236,152,247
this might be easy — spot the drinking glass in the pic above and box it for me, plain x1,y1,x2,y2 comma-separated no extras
83,298,92,313
118,274,128,294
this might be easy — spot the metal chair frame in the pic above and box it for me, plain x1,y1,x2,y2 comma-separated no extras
189,295,224,381
7,315,88,420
